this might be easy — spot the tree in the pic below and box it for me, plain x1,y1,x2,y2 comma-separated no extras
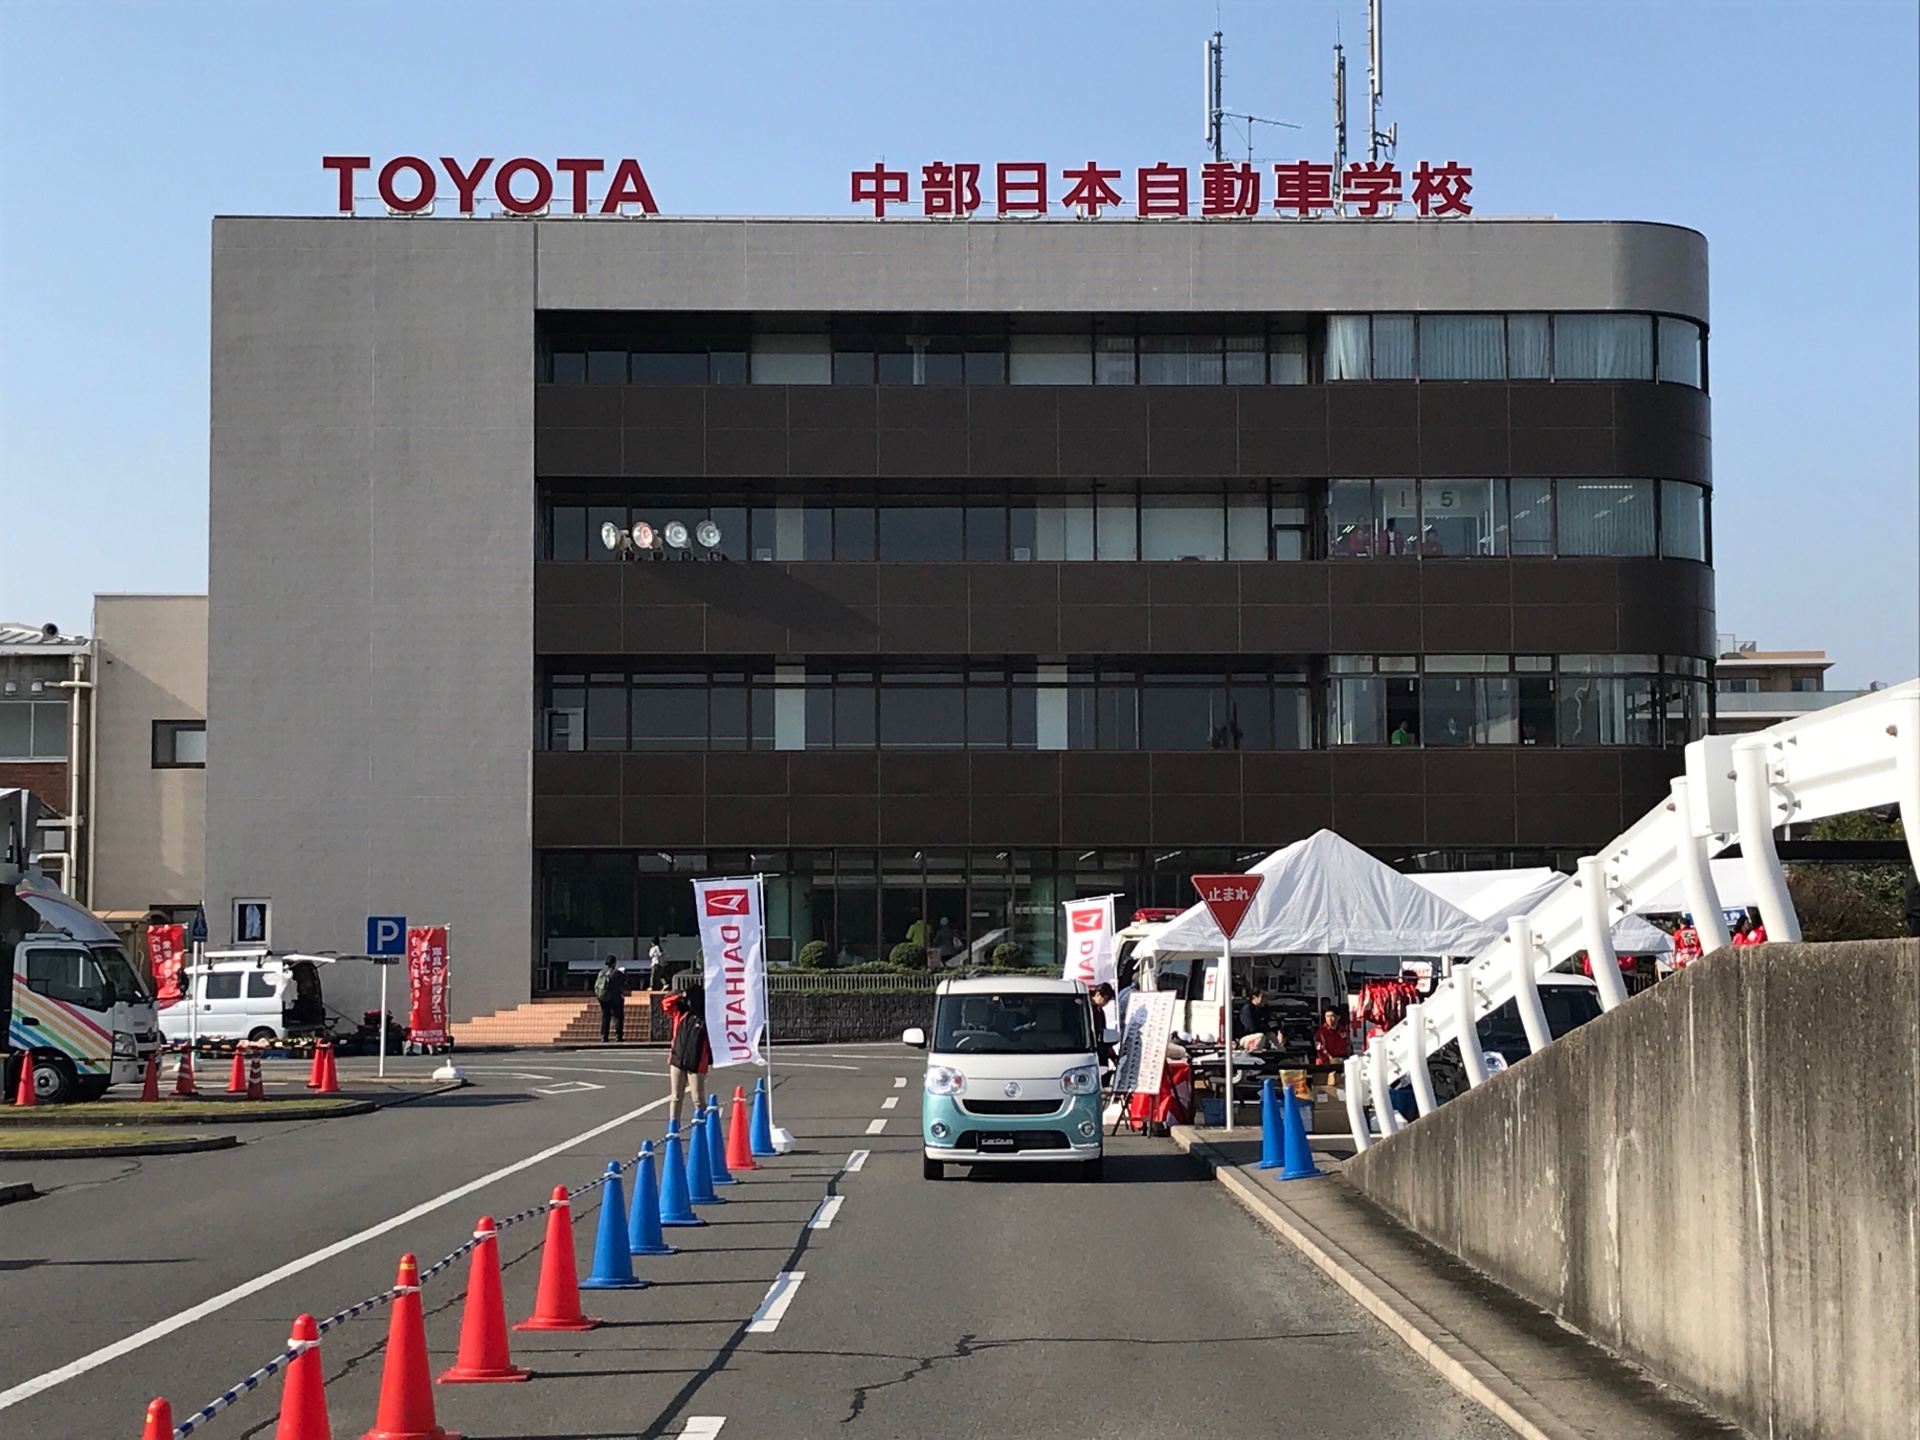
795,940,833,971
1785,809,1909,941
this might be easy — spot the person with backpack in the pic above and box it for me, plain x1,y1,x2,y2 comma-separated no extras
594,955,628,1042
662,978,712,1128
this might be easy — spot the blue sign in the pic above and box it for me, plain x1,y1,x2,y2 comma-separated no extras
188,906,208,944
367,916,407,956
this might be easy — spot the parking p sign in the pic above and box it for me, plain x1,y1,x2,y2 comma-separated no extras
367,916,407,957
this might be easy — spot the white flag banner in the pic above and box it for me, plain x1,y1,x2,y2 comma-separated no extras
693,877,767,1068
1061,896,1117,991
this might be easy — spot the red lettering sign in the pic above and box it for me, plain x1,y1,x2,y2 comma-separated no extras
1342,161,1403,216
921,161,982,216
1191,874,1264,941
1272,161,1335,216
1412,160,1474,216
851,162,910,217
405,926,451,1049
325,157,659,216
1200,161,1261,216
1060,161,1123,216
996,161,1048,215
1136,163,1189,217
147,924,187,1008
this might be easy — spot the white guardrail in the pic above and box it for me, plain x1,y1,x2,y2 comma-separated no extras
1347,679,1920,1146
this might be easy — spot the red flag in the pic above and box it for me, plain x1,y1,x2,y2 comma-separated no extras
406,926,450,1048
148,924,187,1008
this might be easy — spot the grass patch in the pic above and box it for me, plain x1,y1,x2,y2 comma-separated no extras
0,1128,187,1151
0,1097,371,1126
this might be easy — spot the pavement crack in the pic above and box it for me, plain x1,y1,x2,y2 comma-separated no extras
841,1332,978,1425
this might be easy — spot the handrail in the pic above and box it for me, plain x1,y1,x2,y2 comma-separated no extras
1351,680,1920,1145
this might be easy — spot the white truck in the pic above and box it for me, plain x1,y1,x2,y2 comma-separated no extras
2,790,160,1102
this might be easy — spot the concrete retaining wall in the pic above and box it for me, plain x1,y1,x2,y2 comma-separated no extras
770,990,933,1044
1347,940,1919,1440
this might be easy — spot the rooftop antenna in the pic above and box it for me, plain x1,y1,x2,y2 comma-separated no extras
1333,37,1348,201
1203,26,1300,165
1367,0,1397,162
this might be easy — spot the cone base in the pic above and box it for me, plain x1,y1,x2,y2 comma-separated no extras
513,1316,601,1332
711,1174,737,1186
579,1276,647,1290
362,1427,461,1440
1278,1164,1325,1181
437,1363,530,1384
629,1242,676,1256
659,1216,706,1227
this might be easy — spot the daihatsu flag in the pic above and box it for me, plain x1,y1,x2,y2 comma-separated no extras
694,878,767,1067
1061,896,1116,990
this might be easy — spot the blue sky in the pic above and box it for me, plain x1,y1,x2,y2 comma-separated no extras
2,0,1914,686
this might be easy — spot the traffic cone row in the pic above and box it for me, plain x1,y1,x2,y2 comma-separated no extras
305,1042,340,1095
725,1085,757,1172
227,1047,249,1094
172,1049,198,1097
138,1052,161,1103
12,1052,34,1107
246,1053,266,1101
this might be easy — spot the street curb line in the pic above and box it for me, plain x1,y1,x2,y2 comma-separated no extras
1,1134,241,1161
1173,1126,1551,1440
0,1100,375,1127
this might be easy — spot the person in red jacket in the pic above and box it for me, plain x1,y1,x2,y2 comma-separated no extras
1312,1005,1352,1100
662,981,712,1129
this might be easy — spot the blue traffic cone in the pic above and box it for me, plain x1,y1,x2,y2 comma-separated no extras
749,1077,776,1157
685,1114,724,1205
580,1162,646,1289
627,1142,676,1256
657,1127,704,1227
1257,1079,1285,1169
1278,1084,1325,1181
705,1095,737,1185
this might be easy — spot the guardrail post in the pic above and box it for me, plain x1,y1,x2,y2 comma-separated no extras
1670,777,1731,953
1733,736,1803,942
1577,857,1630,1011
1451,964,1488,1087
1343,1055,1372,1149
1507,916,1552,1055
1367,1039,1400,1136
1405,1001,1439,1115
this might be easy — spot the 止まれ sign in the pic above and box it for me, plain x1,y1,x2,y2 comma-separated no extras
850,159,1472,218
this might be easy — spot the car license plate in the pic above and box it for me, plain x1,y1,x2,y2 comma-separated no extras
976,1133,1018,1151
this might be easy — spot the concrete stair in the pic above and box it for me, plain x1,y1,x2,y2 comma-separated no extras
451,995,656,1047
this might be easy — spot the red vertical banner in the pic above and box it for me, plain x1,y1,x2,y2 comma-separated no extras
147,924,187,1008
406,926,450,1049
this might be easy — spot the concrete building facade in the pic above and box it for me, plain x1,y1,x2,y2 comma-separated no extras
207,216,1713,1021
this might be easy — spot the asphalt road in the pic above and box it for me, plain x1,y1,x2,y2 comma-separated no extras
0,1047,1509,1439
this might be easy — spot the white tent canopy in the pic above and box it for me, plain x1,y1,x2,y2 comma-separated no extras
1135,830,1503,961
1404,868,1564,926
1629,859,1764,916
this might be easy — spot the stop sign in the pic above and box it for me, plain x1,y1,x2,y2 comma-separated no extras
1191,874,1263,940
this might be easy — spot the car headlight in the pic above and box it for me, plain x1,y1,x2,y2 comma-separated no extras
112,1033,138,1059
1060,1064,1099,1095
925,1066,965,1096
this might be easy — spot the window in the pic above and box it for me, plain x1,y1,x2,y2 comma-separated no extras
1327,654,1684,747
1418,316,1505,380
1507,314,1551,378
246,972,279,999
152,720,206,768
24,947,109,1008
751,334,831,384
1371,316,1415,380
1325,316,1370,380
1,701,67,760
1660,480,1708,561
1506,479,1554,556
1552,315,1653,380
1717,677,1759,694
1139,334,1223,385
1140,496,1223,561
1557,481,1656,557
1010,335,1092,385
1792,677,1820,693
203,973,242,1001
878,507,964,562
1421,480,1502,556
1657,317,1703,388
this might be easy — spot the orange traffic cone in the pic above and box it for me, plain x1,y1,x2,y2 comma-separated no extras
314,1044,340,1096
513,1187,600,1332
141,1397,174,1440
438,1218,530,1383
14,1052,35,1107
726,1086,758,1172
305,1042,326,1089
247,1053,266,1101
172,1049,198,1097
139,1052,161,1103
227,1047,249,1094
361,1255,457,1440
275,1313,331,1440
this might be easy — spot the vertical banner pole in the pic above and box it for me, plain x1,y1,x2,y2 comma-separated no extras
189,939,201,1052
757,874,773,1125
1222,934,1234,1132
378,962,388,1078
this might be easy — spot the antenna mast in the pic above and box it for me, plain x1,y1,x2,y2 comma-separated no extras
1333,41,1348,201
1204,30,1225,163
1367,0,1396,162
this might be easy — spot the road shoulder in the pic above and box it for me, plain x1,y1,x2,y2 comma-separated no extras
1171,1126,1749,1440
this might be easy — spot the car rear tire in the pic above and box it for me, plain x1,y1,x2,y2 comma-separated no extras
27,1053,78,1105
922,1157,944,1181
1081,1156,1104,1183
247,1028,278,1045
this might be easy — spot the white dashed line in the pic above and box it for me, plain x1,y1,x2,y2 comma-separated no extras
865,1118,888,1135
880,1096,899,1110
681,1419,727,1438
892,1076,907,1088
843,1149,870,1173
747,1271,806,1333
807,1195,845,1230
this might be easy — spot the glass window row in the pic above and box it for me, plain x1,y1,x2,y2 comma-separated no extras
543,477,1707,565
541,655,1709,754
541,312,1704,390
0,701,68,760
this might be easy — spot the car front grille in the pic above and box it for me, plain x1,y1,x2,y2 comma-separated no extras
960,1099,1063,1116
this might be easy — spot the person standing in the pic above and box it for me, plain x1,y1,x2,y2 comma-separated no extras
646,936,665,990
1672,914,1703,966
662,980,712,1128
595,955,628,1042
1312,1004,1352,1100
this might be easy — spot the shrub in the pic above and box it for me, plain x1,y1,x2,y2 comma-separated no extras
888,942,929,971
990,941,1025,967
796,940,833,971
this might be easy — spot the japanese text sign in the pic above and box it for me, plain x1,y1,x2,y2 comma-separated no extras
148,924,186,1009
852,159,1472,219
405,926,450,1048
1191,874,1265,941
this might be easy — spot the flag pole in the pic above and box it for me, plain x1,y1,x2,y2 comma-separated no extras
756,873,774,1127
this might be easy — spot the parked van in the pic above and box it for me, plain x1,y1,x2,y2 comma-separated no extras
904,976,1106,1182
158,950,333,1044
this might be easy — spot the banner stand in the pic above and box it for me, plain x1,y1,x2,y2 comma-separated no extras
756,873,775,1129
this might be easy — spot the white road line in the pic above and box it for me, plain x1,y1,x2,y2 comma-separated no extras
864,1117,888,1135
766,1061,860,1071
746,1271,806,1333
807,1195,845,1230
880,1096,899,1110
842,1149,870,1173
681,1419,727,1439
534,1080,606,1095
0,1096,670,1412
892,1075,907,1088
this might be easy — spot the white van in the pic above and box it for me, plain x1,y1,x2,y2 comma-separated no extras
904,976,1106,1182
158,950,333,1044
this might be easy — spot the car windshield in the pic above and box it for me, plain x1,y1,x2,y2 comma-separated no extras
932,992,1092,1055
90,945,153,1004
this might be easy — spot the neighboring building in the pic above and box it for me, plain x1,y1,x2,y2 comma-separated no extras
1711,634,1863,734
89,595,208,927
0,621,92,896
207,216,1715,1021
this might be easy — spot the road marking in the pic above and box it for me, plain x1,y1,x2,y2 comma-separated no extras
764,1060,859,1071
807,1196,845,1230
864,1118,887,1134
842,1149,870,1173
535,1080,605,1095
880,1095,898,1110
0,1096,670,1412
892,1075,907,1088
746,1271,806,1333
681,1420,726,1438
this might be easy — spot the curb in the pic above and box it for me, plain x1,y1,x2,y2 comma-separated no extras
0,1099,376,1127
1173,1125,1558,1440
2,1134,242,1161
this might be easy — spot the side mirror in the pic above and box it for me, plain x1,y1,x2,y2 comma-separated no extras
901,1026,927,1048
